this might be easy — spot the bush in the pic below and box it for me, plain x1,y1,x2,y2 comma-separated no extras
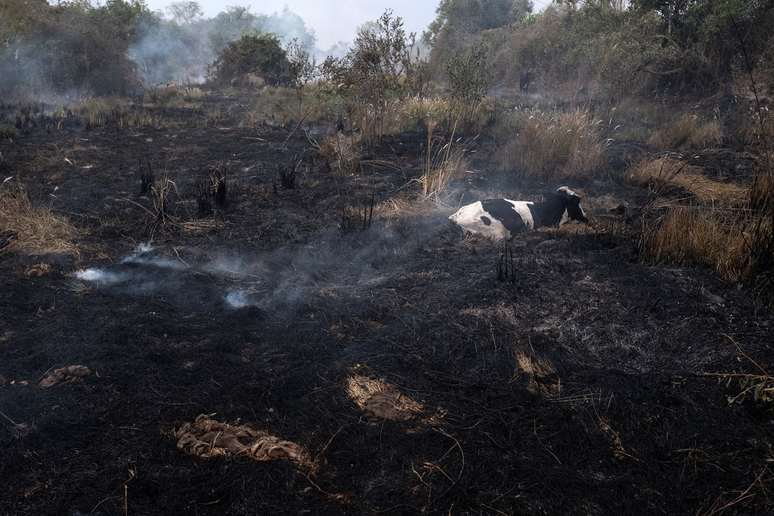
0,0,150,97
208,31,290,86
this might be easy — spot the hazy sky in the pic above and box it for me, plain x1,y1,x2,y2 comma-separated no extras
141,1,553,50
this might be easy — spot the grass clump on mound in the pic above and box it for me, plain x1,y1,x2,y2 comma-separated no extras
0,181,80,256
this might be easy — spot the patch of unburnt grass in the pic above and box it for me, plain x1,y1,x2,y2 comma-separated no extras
0,180,81,256
640,162,774,286
498,108,606,181
418,123,472,201
626,156,747,207
647,111,723,151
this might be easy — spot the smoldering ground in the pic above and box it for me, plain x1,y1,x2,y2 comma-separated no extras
74,219,446,318
1,88,773,516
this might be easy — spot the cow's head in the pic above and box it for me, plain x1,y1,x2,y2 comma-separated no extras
556,187,588,225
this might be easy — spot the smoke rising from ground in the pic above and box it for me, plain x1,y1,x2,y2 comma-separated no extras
74,218,445,317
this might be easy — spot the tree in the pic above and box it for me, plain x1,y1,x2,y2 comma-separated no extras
322,9,425,103
423,0,534,46
0,0,153,96
207,6,265,53
446,43,495,104
165,1,202,25
208,30,290,86
629,0,774,90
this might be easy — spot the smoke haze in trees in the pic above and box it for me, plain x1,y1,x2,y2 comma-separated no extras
130,5,318,87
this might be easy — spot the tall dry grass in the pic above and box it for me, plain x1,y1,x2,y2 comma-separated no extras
641,166,774,283
647,112,722,151
418,123,471,201
0,181,80,256
498,109,605,181
626,157,747,207
641,207,744,280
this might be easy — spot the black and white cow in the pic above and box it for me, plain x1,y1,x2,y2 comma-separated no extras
449,187,588,241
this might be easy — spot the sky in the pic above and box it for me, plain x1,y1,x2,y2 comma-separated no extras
141,0,553,50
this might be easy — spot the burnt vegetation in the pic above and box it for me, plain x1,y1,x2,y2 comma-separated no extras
1,1,774,515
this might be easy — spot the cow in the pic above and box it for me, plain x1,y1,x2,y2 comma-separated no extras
448,187,588,241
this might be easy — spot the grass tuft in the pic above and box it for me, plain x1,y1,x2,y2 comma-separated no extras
498,109,605,181
626,157,747,207
0,181,80,256
418,124,472,201
647,113,722,151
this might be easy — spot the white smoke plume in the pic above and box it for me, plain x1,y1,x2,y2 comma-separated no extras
73,216,445,317
129,5,319,87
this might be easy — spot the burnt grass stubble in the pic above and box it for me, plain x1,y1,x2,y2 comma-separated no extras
0,92,772,515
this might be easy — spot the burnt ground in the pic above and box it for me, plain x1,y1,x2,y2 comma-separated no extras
1,91,773,515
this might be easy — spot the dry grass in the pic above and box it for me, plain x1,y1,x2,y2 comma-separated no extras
641,207,742,279
736,106,774,148
396,96,451,131
370,193,449,223
143,84,210,107
346,373,423,421
641,173,774,282
263,84,338,129
498,109,605,181
639,154,774,284
626,157,747,207
418,124,472,201
648,112,722,151
0,182,80,256
514,346,562,398
314,132,361,173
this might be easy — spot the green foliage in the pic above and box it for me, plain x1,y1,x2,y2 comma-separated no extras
206,6,266,51
427,0,774,101
0,0,152,96
322,10,426,104
425,0,532,68
0,0,52,43
423,0,533,46
165,1,203,25
284,39,317,88
208,30,291,86
0,122,19,140
628,0,774,91
446,43,495,103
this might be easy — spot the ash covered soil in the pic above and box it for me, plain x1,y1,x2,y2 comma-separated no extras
1,92,772,515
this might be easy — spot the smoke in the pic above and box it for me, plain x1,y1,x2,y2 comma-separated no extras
129,20,215,86
73,217,445,317
76,269,127,284
129,6,320,88
224,291,251,309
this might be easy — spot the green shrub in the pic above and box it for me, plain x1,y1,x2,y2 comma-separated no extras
0,123,19,140
208,30,291,86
